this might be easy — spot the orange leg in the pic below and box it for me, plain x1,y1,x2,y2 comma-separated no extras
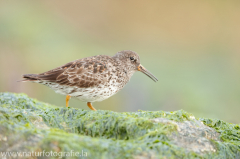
87,102,97,111
66,95,71,107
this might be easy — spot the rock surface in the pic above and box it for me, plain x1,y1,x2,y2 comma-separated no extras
0,92,239,159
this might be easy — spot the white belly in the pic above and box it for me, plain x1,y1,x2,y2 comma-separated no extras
39,81,120,102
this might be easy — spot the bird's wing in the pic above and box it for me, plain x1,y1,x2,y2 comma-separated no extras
56,55,112,88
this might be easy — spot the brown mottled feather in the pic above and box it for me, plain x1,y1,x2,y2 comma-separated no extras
57,56,112,88
23,55,113,88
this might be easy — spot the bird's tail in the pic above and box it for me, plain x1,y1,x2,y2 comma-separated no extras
18,74,40,82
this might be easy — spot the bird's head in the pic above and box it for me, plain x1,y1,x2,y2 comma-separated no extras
113,50,158,82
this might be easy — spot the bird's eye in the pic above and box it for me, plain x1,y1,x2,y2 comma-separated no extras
130,57,135,61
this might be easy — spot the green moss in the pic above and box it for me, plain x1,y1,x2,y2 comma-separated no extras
200,118,240,158
0,92,239,159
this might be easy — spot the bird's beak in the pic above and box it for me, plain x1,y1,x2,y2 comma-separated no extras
137,64,158,82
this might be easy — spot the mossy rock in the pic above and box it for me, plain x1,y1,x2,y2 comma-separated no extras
0,92,239,159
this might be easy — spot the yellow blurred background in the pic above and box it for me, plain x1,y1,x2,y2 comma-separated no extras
1,0,240,123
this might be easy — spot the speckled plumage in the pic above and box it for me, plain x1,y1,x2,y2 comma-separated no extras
22,50,158,110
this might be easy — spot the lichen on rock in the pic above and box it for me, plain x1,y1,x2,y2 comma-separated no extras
152,118,220,153
0,92,239,159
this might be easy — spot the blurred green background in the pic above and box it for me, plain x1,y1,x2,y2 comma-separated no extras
1,1,240,123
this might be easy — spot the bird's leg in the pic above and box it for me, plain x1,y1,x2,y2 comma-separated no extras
66,95,71,107
87,102,97,111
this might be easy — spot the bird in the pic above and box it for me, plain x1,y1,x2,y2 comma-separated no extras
21,50,158,111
